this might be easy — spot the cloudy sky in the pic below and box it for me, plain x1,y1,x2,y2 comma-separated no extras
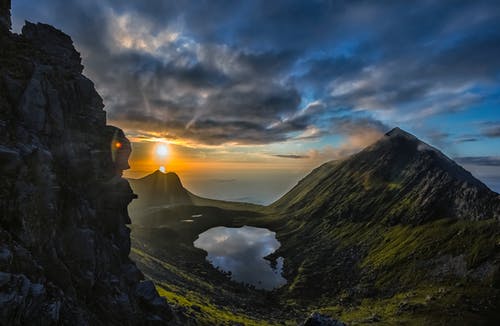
12,0,500,202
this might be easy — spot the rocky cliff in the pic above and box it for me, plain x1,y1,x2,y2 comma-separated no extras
0,2,175,324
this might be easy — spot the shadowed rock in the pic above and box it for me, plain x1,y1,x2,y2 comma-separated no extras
301,312,346,326
0,0,10,31
0,6,179,325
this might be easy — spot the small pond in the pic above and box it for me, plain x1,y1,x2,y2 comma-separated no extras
193,226,287,290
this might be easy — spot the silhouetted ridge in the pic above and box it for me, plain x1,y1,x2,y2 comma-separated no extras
273,128,500,224
128,171,192,210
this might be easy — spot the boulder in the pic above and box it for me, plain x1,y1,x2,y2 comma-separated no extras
301,312,346,326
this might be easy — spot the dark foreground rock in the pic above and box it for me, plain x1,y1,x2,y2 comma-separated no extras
0,2,179,324
301,312,346,326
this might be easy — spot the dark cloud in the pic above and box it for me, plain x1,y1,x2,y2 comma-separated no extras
273,154,309,159
11,0,500,146
481,122,500,138
455,156,500,166
455,137,479,143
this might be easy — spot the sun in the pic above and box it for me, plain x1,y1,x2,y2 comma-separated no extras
155,143,169,158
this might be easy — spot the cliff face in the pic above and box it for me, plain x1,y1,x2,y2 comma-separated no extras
0,3,173,325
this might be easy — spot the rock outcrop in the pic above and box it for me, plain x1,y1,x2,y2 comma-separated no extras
0,3,175,324
301,313,346,326
0,0,10,31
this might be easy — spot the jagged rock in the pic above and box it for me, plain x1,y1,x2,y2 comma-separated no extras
301,312,346,326
0,145,20,174
22,22,84,73
0,0,10,31
0,3,178,325
136,280,165,306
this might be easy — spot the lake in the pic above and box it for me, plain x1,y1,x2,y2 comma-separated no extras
193,226,287,290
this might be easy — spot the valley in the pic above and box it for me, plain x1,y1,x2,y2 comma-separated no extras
128,129,500,325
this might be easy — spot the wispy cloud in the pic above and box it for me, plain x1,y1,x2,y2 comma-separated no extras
481,122,500,138
455,156,500,166
273,154,309,159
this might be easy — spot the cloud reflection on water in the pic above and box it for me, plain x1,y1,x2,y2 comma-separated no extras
193,226,286,290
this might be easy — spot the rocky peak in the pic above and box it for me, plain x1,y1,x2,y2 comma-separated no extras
385,126,418,139
370,128,483,187
149,170,184,185
128,170,192,213
22,21,84,73
0,0,10,31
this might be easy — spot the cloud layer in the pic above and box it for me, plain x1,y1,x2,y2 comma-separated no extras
12,0,500,149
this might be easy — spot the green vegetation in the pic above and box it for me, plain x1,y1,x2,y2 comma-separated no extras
156,284,279,325
270,218,500,324
316,285,498,325
131,203,500,324
128,136,500,324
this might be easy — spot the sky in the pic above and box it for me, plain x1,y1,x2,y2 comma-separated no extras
11,0,500,203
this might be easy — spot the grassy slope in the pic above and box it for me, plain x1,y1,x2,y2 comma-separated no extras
266,216,500,325
131,197,500,324
129,203,303,325
128,147,500,324
132,246,284,325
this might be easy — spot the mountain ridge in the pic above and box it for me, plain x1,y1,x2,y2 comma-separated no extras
272,127,499,224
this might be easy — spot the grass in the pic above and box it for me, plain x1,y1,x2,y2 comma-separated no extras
129,191,500,325
156,283,281,325
316,284,498,325
267,217,500,324
131,231,300,325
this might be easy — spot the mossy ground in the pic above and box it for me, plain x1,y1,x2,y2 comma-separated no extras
129,202,303,324
130,196,500,325
271,217,499,324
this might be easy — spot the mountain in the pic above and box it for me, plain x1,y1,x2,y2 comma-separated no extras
272,127,500,224
127,129,500,324
0,3,180,324
128,170,193,209
127,170,264,226
267,128,500,324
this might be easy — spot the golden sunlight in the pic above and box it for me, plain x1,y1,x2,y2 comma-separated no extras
155,143,169,158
